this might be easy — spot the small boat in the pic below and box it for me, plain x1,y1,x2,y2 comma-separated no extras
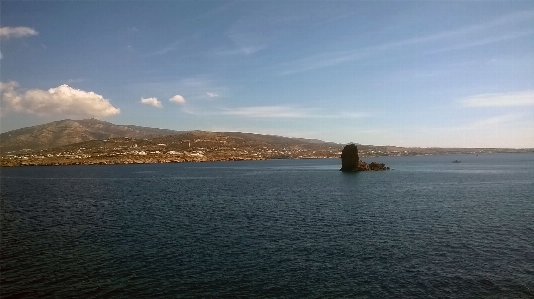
452,160,461,163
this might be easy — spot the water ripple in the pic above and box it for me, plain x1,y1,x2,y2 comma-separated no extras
1,155,533,298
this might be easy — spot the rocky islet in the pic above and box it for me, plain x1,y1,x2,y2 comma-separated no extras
340,143,389,171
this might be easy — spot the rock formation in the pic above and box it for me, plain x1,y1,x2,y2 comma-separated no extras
340,143,389,171
340,143,360,171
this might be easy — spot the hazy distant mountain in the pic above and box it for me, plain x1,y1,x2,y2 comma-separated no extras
0,118,183,153
220,132,340,147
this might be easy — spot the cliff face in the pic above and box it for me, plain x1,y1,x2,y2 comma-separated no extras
340,143,360,171
340,143,389,171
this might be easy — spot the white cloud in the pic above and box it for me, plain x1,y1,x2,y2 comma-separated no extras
146,40,181,57
169,95,186,104
66,78,84,84
140,97,162,108
338,112,369,119
469,113,526,128
207,92,219,98
460,91,534,107
222,106,309,118
0,81,120,117
215,46,266,56
281,49,369,75
0,26,38,39
176,100,370,120
428,31,534,54
220,105,368,119
414,112,533,148
280,10,534,75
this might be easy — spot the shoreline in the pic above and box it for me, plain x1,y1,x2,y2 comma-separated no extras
0,155,337,167
2,152,531,168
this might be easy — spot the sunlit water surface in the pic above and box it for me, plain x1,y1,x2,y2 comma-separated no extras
1,153,533,298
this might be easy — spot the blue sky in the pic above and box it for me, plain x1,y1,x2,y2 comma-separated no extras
1,1,533,148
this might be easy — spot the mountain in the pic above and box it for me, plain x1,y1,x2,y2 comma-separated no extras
0,119,341,154
220,132,340,148
2,119,531,167
0,119,346,166
0,118,183,153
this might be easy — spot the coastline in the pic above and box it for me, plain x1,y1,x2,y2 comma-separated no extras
2,151,532,167
0,154,338,167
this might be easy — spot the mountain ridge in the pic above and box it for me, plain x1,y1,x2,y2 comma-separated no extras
0,118,185,152
2,119,531,160
0,118,340,153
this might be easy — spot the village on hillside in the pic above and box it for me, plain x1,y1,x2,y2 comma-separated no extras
2,134,530,167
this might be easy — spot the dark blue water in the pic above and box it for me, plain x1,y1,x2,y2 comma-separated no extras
1,154,533,298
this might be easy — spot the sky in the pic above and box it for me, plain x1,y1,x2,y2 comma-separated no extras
1,1,533,148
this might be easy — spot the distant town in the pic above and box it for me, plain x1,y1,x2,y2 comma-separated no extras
2,135,531,167
1,119,532,167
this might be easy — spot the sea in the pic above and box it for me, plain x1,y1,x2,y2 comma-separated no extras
1,153,533,298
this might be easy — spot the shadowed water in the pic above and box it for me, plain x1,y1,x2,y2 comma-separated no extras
1,154,533,298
